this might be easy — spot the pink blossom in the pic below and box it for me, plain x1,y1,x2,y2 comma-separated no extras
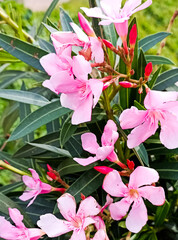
43,55,103,125
37,193,101,239
103,166,165,233
74,120,119,166
81,0,152,45
0,208,44,240
19,168,52,207
119,90,178,149
91,216,109,240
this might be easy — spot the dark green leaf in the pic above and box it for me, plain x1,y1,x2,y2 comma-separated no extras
38,38,55,53
147,144,178,155
138,49,147,77
133,144,149,166
155,200,170,227
134,100,146,110
43,23,58,33
46,17,59,31
145,55,174,65
60,8,74,32
148,66,162,89
151,162,178,180
0,182,24,195
139,32,171,53
153,68,178,90
0,33,48,71
8,101,71,141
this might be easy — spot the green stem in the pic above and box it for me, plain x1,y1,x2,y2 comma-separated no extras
0,8,34,43
0,160,31,176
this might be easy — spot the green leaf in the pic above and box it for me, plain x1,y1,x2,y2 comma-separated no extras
139,32,171,53
155,200,170,227
27,143,72,158
60,8,74,32
46,17,59,31
38,38,55,53
58,158,93,177
134,100,146,110
138,49,147,77
0,89,50,106
43,23,58,33
0,50,20,63
148,66,162,89
8,101,71,141
153,68,178,90
60,114,78,147
36,0,60,37
133,144,149,166
145,55,174,65
147,144,178,155
0,33,48,71
0,182,24,195
151,162,178,180
0,192,34,228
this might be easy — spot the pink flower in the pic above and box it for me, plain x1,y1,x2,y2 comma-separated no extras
81,0,152,46
19,168,52,207
91,216,109,240
37,193,101,239
103,166,165,233
74,120,119,166
43,55,103,125
119,90,178,149
0,208,44,240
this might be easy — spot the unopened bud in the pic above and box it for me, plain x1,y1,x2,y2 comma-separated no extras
127,159,135,170
138,86,143,94
119,81,133,88
47,171,58,180
47,164,53,171
130,69,135,75
145,62,153,77
102,39,114,49
144,84,150,93
78,12,95,37
94,166,114,174
81,193,86,200
129,24,137,47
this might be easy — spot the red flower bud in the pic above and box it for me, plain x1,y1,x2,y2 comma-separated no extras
129,24,137,46
127,159,135,170
47,164,53,171
94,166,114,174
145,62,153,77
119,81,133,88
102,39,114,49
47,172,57,180
81,193,86,200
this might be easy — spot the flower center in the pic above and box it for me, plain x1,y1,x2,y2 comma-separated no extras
129,189,139,199
71,216,83,229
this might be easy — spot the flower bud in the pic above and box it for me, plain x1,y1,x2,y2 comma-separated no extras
138,86,143,94
127,159,135,170
145,62,153,77
102,39,114,49
129,24,137,47
119,81,135,88
78,12,95,37
47,171,58,181
94,166,114,174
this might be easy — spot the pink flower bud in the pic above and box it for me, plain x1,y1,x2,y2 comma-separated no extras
47,164,53,171
129,24,137,46
127,159,135,170
138,86,143,94
119,81,133,88
94,166,114,174
78,12,95,37
145,62,153,77
102,39,114,49
47,171,58,180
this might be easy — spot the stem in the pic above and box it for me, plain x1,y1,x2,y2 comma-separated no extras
126,231,132,240
0,7,34,43
56,177,70,189
0,160,31,176
103,89,114,120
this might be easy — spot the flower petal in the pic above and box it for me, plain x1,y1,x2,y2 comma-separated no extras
22,175,36,189
42,79,57,94
129,166,159,189
40,53,62,76
92,229,108,240
57,193,76,221
70,230,86,240
109,198,130,220
37,213,71,237
132,0,152,15
96,146,114,161
100,0,122,18
77,196,101,217
83,217,96,229
70,22,89,42
73,156,98,166
40,182,52,194
119,106,147,129
90,37,104,63
9,208,25,228
126,198,148,233
28,228,45,240
101,120,119,146
89,78,103,108
81,133,99,154
60,92,81,110
81,7,108,19
102,170,127,197
29,168,40,180
139,186,165,206
0,216,20,239
72,55,92,80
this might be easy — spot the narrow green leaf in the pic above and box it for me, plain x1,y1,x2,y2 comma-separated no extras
46,17,59,31
151,162,178,180
36,0,60,37
28,143,72,158
145,55,174,65
38,38,55,53
0,33,48,71
8,101,71,141
147,144,178,155
0,89,50,106
43,23,58,33
134,100,146,110
155,200,170,227
0,182,24,195
138,49,147,77
133,144,149,166
0,192,34,228
148,66,162,89
153,68,178,90
139,32,171,53
60,8,74,32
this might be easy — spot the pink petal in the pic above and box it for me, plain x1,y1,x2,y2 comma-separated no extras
101,120,119,146
93,216,105,230
70,229,86,240
106,150,118,162
126,198,148,233
139,186,165,206
77,196,101,217
89,78,103,107
37,213,71,237
72,55,92,80
93,229,108,240
83,217,96,229
100,0,122,18
132,0,152,15
114,21,128,38
99,19,115,25
19,190,38,207
40,182,52,194
123,0,142,14
28,228,45,240
102,170,127,197
90,37,104,63
119,106,147,129
22,175,36,189
57,193,76,221
101,194,113,212
71,93,93,124
127,117,158,149
8,208,25,228
81,133,100,154
129,166,159,189
60,92,81,110
109,198,130,220
96,146,114,161
70,22,89,42
73,156,98,166
0,216,20,239
42,79,58,94
160,101,178,116
40,53,62,76
81,7,108,19
144,90,178,109
160,111,178,149
29,168,40,181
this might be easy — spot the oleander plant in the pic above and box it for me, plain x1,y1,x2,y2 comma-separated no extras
0,0,177,239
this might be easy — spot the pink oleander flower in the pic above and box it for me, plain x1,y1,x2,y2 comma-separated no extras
74,120,119,166
91,216,109,240
82,0,152,48
119,90,178,149
43,55,103,125
19,168,52,207
37,193,101,239
0,208,44,240
103,166,165,233
51,14,104,63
